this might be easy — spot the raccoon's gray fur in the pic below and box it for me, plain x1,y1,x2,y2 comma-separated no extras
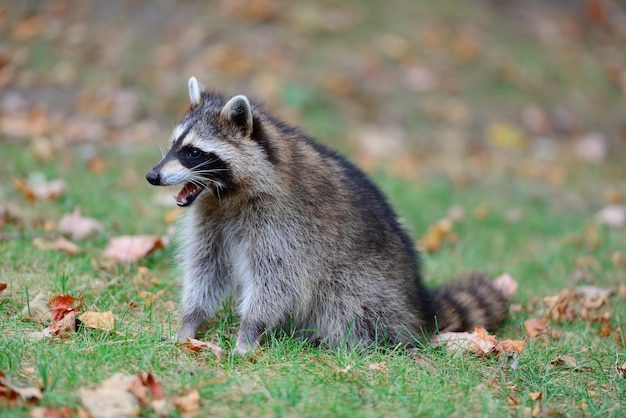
146,77,507,354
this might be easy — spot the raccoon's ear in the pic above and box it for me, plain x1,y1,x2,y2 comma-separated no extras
188,76,202,107
220,95,253,137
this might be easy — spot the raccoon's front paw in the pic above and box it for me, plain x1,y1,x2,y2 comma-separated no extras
234,339,258,355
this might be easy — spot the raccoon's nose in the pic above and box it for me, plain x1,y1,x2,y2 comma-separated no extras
145,171,161,185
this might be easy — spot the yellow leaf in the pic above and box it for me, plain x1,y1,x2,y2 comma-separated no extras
78,311,115,332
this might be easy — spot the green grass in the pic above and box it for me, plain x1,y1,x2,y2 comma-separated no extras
1,142,625,417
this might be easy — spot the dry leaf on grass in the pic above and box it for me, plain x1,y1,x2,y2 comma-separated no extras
492,272,518,299
550,355,594,372
78,311,115,332
0,283,7,294
595,205,626,229
418,218,458,253
79,373,140,418
29,406,87,418
33,237,83,255
22,291,51,321
181,338,224,359
13,177,67,201
49,294,83,333
432,327,525,357
524,318,550,338
58,207,103,239
368,362,387,371
103,235,164,263
615,362,626,378
0,371,43,407
543,286,613,322
171,390,201,415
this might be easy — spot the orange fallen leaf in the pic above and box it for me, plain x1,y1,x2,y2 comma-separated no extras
78,311,115,332
498,338,526,354
33,237,82,255
49,295,83,322
524,318,550,338
29,406,83,418
172,390,201,415
57,207,104,240
103,235,164,263
128,372,165,405
0,283,6,294
181,338,224,359
14,177,66,201
0,371,43,407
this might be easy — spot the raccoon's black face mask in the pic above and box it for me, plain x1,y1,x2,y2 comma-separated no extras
146,77,252,206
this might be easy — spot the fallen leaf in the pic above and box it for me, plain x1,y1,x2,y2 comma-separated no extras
103,235,164,263
486,122,526,149
181,338,224,359
22,291,51,321
368,362,387,371
612,251,626,269
49,294,83,322
57,207,104,239
528,392,543,401
615,362,626,378
127,372,165,405
0,283,6,294
574,132,607,164
78,311,115,332
433,327,525,357
498,338,526,354
0,371,43,407
14,177,67,201
492,273,518,299
33,237,83,255
79,373,140,418
29,406,77,418
524,318,550,338
550,355,594,372
595,205,626,229
171,390,200,415
418,218,457,253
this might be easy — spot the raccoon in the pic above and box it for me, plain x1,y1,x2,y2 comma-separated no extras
146,77,507,354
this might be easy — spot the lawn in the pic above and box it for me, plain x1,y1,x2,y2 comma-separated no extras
1,1,625,417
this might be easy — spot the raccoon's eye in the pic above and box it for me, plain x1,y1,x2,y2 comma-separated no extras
187,148,202,158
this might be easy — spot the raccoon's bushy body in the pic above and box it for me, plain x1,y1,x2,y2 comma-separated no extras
146,78,507,353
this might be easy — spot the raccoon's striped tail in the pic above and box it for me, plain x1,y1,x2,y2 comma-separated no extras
431,274,508,333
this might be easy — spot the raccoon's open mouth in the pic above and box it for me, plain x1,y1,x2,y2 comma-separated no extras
175,182,206,207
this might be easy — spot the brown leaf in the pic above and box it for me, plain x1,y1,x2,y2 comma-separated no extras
58,207,104,240
33,237,83,255
595,205,626,229
22,291,51,322
181,338,224,359
418,218,457,253
492,273,518,299
0,371,43,407
171,390,200,415
615,362,626,378
368,362,387,371
0,283,6,294
128,372,165,404
498,338,526,354
524,318,550,338
48,295,82,334
29,406,75,418
79,373,140,418
528,392,543,401
550,355,594,372
14,177,67,201
77,311,115,332
103,235,164,263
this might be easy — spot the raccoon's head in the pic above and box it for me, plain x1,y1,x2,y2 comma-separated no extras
146,77,276,207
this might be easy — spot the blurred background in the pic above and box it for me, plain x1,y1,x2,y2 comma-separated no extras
1,0,625,196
